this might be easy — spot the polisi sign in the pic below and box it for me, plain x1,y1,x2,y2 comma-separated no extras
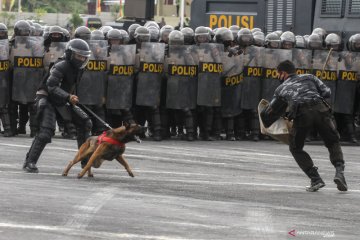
208,13,255,29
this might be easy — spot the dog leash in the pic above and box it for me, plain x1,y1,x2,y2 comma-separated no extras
77,103,113,130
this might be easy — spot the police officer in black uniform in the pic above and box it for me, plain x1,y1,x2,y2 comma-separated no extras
23,39,93,173
261,60,348,192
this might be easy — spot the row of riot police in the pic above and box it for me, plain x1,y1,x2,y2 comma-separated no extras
1,20,360,143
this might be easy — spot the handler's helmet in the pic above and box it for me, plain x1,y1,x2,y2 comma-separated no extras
65,39,91,69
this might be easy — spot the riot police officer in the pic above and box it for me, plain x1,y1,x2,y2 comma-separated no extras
128,23,141,45
0,23,13,137
106,29,136,127
74,26,91,41
23,39,93,173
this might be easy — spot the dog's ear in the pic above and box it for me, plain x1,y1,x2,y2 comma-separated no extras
113,126,126,134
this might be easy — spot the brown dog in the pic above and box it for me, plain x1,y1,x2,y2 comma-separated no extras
62,123,145,179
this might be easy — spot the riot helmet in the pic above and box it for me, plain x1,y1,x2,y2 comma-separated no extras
280,31,295,49
160,25,174,43
253,31,265,46
91,29,105,40
325,33,342,51
194,26,211,44
61,28,71,42
144,21,160,30
312,27,327,41
14,20,31,36
107,29,127,46
100,26,113,39
49,26,64,42
148,26,160,42
215,27,233,47
65,39,91,69
169,30,184,45
74,26,91,41
295,35,306,49
0,23,8,40
134,26,150,43
251,28,262,34
229,25,240,41
237,28,254,47
181,27,195,45
348,34,360,52
128,23,141,41
307,34,323,50
265,32,280,48
274,30,283,37
32,23,43,36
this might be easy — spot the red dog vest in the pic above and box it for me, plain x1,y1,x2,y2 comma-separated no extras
97,131,125,147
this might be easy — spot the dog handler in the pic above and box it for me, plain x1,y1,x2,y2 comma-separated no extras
23,39,93,173
261,60,347,192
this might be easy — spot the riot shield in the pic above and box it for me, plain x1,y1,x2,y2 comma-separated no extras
221,52,243,117
262,49,292,101
312,50,338,106
241,46,264,110
197,43,224,107
136,42,165,107
292,48,312,75
106,45,136,110
11,36,45,103
333,51,360,114
0,39,10,107
77,40,108,105
166,45,198,110
43,42,66,71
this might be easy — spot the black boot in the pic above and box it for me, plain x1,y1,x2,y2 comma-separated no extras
334,163,348,191
0,111,15,137
305,166,325,192
23,138,47,173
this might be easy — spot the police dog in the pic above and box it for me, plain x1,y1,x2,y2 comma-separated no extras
62,123,145,179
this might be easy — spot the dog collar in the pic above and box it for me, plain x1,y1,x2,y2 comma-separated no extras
97,131,125,147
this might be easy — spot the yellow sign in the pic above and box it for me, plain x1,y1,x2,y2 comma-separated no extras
140,62,163,73
200,62,223,73
0,60,10,71
169,65,198,77
14,57,43,68
244,66,263,77
225,74,243,86
110,65,134,76
339,70,357,81
209,14,254,29
295,69,311,75
86,60,107,71
314,70,337,81
265,68,279,79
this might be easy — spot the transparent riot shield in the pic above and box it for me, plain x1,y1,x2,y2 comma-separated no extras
78,40,108,105
292,48,312,75
11,36,45,103
262,48,292,101
197,43,224,107
312,50,339,106
0,39,10,107
166,45,198,110
241,46,264,110
221,52,244,117
43,42,66,71
136,42,165,107
334,51,360,114
106,45,136,110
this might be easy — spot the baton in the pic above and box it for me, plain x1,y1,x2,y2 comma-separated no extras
77,103,113,130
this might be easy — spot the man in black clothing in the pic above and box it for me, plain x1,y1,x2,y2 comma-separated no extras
23,39,93,173
261,60,348,192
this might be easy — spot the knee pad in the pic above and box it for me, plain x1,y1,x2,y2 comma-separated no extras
37,128,54,143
